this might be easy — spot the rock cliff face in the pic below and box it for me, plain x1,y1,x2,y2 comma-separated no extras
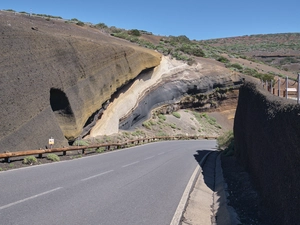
234,79,300,224
119,70,242,130
0,12,161,152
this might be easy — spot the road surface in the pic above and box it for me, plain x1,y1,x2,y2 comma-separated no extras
0,140,216,225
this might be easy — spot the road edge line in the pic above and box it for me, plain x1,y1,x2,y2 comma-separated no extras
170,151,213,225
170,165,200,225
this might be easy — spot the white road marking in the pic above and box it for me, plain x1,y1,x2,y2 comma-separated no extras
144,156,155,160
81,170,114,181
0,187,62,211
170,166,200,225
122,161,140,168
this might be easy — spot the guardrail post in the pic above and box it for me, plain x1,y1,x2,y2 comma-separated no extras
278,78,281,96
270,80,273,94
63,151,66,156
38,153,43,158
5,157,10,163
286,76,289,99
297,73,300,104
82,149,85,155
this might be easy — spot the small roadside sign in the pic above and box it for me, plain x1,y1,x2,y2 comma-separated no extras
49,138,54,145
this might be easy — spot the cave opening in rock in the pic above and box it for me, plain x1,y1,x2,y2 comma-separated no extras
50,88,73,115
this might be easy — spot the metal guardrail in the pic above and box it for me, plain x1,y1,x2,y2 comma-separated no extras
262,73,300,104
0,135,217,162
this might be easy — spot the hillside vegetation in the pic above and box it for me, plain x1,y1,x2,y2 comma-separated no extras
201,33,300,73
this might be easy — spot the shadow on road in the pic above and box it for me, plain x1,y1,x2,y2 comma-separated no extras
193,149,218,191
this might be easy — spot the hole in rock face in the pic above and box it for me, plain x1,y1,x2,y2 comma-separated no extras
50,88,73,115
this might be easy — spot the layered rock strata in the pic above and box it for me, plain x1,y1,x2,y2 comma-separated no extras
0,12,161,152
90,56,243,136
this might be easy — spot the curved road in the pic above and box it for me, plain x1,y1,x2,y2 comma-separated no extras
0,140,216,225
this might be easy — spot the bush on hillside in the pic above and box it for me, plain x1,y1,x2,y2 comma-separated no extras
128,29,141,36
217,130,234,156
172,112,181,118
95,22,108,29
217,56,230,63
76,21,85,26
226,63,243,71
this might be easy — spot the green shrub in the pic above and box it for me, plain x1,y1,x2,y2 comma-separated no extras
23,156,38,165
131,130,145,136
217,56,229,63
170,123,177,129
158,114,166,121
216,124,222,129
243,67,258,76
156,131,167,136
76,21,85,26
253,73,275,82
191,48,205,57
226,63,243,71
149,120,156,125
47,154,60,162
73,140,89,146
96,147,106,153
142,121,152,129
128,29,141,36
172,112,181,118
95,22,108,29
217,130,234,150
201,113,208,119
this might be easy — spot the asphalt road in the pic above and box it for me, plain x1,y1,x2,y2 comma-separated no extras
0,140,216,225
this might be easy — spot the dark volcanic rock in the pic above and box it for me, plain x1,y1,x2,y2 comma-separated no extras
119,72,243,130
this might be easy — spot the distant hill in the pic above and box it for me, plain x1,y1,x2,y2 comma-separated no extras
201,33,300,74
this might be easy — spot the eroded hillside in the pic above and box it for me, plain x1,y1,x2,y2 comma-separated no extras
0,11,161,151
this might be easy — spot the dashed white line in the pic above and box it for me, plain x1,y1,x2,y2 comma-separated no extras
81,170,114,181
122,161,140,168
0,187,62,211
144,156,155,160
158,152,165,156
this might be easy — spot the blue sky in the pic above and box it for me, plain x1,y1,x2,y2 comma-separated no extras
1,0,299,40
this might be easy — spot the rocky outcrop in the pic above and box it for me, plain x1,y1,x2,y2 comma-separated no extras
119,73,242,130
89,55,243,136
0,12,161,152
234,79,300,224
